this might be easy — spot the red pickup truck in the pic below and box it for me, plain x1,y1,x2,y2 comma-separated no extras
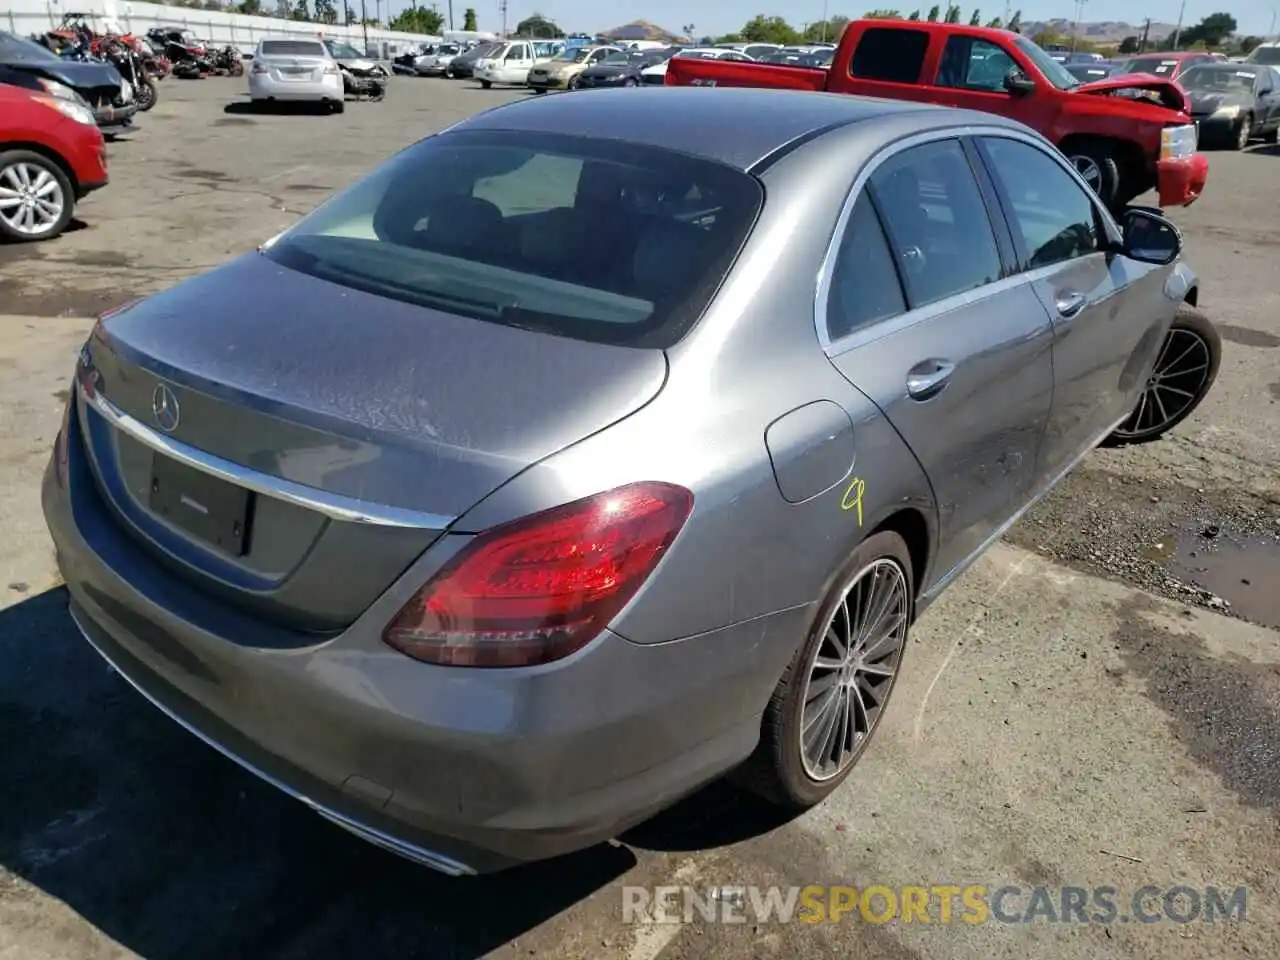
666,20,1208,211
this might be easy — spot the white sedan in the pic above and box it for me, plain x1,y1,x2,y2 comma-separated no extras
640,47,755,85
248,37,345,113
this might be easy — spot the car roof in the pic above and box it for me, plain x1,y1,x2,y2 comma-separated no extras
455,87,1009,171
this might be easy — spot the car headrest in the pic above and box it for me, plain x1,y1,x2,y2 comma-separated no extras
631,219,709,294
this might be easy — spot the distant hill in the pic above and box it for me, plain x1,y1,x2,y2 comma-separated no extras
1020,19,1179,43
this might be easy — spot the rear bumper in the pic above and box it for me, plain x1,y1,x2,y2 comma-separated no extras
1155,153,1209,207
42,405,798,873
526,75,571,90
248,73,343,101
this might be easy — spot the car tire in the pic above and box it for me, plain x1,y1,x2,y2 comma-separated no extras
0,149,75,244
624,77,637,87
1263,124,1279,145
480,79,492,89
732,530,914,809
1231,114,1253,150
568,76,580,90
533,87,546,94
1065,143,1121,208
330,99,345,114
1103,303,1221,446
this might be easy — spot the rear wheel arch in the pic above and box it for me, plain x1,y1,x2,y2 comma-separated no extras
867,507,931,607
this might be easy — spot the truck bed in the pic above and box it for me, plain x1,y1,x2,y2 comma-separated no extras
664,57,829,91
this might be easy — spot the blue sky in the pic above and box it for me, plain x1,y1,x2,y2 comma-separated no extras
405,1,1278,39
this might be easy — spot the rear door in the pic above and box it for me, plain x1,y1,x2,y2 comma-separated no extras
822,135,1055,582
928,34,1043,127
973,133,1170,482
841,24,936,102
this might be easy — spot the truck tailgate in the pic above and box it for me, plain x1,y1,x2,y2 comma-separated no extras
665,57,828,91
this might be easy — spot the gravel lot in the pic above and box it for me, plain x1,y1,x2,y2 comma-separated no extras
1,78,1278,960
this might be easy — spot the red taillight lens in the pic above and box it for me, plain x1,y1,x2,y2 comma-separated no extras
383,482,694,668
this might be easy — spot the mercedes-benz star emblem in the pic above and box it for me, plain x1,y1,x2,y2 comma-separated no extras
152,383,181,433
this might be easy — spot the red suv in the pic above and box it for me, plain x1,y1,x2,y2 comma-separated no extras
0,83,108,242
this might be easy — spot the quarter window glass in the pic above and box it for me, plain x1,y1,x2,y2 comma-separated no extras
937,37,1016,90
868,140,1001,307
981,138,1100,269
826,194,907,340
850,28,928,83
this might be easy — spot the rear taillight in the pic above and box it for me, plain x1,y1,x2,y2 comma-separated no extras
383,482,694,668
252,60,267,74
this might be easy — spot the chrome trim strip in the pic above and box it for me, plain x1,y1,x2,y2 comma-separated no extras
69,606,476,877
82,386,454,530
814,124,1124,356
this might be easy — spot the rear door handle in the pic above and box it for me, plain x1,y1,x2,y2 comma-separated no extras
1055,291,1087,319
906,358,955,400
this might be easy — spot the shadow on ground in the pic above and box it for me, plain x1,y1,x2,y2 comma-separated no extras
223,100,337,117
0,587,794,959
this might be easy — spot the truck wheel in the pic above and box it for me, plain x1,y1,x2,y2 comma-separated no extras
1065,144,1120,208
1103,304,1221,446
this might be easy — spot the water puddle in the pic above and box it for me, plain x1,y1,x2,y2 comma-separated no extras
1146,526,1280,629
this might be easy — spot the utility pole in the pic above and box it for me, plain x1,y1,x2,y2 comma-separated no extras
820,0,829,41
1070,0,1087,51
360,0,368,49
448,0,453,30
499,0,507,37
1140,17,1150,51
1171,0,1186,48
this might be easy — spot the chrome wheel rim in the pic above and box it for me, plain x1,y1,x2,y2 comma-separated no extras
1237,118,1250,149
799,558,908,782
1070,155,1102,191
0,162,64,236
1113,327,1212,439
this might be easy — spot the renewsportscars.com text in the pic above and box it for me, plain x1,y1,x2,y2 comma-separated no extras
622,884,1247,925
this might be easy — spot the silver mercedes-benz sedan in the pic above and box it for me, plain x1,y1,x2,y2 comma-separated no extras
43,88,1204,875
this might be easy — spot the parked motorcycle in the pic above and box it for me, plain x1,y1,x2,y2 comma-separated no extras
98,35,157,110
145,27,212,79
210,45,244,77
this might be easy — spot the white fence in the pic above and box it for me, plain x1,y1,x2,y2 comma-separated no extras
2,0,443,54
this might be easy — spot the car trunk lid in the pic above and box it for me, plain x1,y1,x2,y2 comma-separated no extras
258,53,329,82
76,253,668,633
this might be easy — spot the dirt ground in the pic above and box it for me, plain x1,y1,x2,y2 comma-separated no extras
1,77,1278,960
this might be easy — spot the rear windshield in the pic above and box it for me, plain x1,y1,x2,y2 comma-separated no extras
260,40,327,57
1247,46,1280,65
263,130,763,348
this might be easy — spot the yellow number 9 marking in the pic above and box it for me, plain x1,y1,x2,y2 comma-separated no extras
840,477,865,527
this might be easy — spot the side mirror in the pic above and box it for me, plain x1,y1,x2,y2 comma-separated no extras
1003,69,1036,95
1121,208,1182,265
